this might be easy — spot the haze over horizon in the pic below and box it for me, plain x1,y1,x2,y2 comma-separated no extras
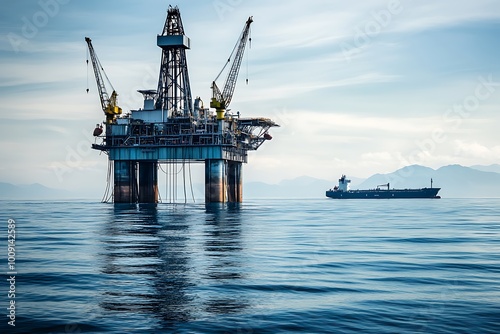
1,0,499,196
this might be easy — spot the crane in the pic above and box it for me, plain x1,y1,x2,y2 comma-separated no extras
210,16,253,120
377,183,390,190
85,37,122,124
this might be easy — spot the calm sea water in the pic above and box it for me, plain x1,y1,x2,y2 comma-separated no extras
1,198,500,333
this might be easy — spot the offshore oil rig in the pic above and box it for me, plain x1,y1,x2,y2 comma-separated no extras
86,5,278,203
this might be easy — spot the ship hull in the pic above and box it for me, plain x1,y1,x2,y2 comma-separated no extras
326,188,441,199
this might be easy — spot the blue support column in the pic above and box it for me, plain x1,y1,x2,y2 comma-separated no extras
228,161,242,203
138,161,158,203
205,159,227,203
114,161,138,203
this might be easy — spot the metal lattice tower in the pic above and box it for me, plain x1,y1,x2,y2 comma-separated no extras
155,5,193,116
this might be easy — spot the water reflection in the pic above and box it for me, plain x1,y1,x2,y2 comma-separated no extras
98,202,250,327
99,203,193,324
204,203,249,314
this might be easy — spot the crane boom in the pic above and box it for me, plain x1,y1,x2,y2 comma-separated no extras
211,16,253,120
85,37,122,124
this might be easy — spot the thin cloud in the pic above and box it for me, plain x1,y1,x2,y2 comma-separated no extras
1,0,500,190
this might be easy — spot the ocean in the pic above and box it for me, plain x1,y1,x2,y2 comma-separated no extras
1,198,499,333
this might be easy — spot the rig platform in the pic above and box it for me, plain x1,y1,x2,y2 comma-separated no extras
87,6,278,204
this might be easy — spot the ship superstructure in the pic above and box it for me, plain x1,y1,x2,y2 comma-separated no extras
326,175,441,199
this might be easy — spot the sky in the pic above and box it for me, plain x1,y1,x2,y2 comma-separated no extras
1,0,500,198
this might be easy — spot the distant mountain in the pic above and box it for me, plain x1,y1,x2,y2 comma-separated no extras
469,164,500,174
348,176,368,188
0,182,71,200
4,164,499,200
357,165,500,198
244,164,500,199
358,165,436,190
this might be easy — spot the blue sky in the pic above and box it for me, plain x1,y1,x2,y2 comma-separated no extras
1,0,500,197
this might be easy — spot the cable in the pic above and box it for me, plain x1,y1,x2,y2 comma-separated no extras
86,47,89,93
167,161,171,203
100,161,108,203
174,162,178,203
182,160,187,204
225,160,229,202
159,161,195,204
214,20,247,83
170,161,173,203
159,161,184,175
246,27,251,85
101,160,113,203
182,149,187,204
157,165,162,204
188,161,195,203
97,57,116,93
167,163,170,203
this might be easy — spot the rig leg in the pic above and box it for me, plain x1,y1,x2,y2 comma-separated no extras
138,161,159,203
227,161,242,203
205,159,227,203
114,161,138,203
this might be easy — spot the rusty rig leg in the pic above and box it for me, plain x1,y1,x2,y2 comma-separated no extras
205,159,227,203
114,161,138,203
138,161,158,203
227,161,242,203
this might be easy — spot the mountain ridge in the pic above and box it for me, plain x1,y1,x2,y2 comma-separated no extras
244,164,500,199
0,182,72,200
1,164,498,199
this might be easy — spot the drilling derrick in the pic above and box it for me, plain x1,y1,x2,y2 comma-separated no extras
90,5,278,204
156,6,192,116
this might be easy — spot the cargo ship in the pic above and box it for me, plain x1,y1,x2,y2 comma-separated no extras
326,175,441,199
